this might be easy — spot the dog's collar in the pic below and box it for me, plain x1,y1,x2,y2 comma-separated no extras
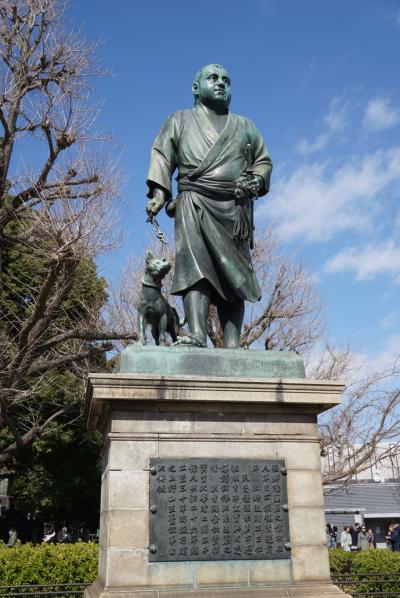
141,278,162,290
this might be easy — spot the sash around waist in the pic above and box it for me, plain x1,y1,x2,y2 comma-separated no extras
178,177,235,200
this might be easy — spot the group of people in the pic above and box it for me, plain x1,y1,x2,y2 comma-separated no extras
328,521,400,551
1,502,94,546
338,524,376,551
43,525,73,544
3,522,93,547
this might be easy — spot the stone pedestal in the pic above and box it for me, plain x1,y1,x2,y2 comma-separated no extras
84,347,350,598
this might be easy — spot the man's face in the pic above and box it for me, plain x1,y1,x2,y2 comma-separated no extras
193,66,231,111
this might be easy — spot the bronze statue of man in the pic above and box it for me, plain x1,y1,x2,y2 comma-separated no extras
145,64,272,348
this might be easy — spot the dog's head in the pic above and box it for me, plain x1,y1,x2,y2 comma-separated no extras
145,250,172,281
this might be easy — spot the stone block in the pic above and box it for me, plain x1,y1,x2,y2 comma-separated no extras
106,548,195,587
288,584,349,596
289,506,326,546
109,471,148,509
98,548,107,583
161,589,289,597
109,440,158,471
195,560,248,585
106,549,148,587
193,413,243,434
242,413,317,436
279,441,321,470
158,440,278,459
85,579,160,598
249,558,292,583
145,561,196,587
111,410,193,434
100,471,109,513
108,509,148,549
291,544,331,581
101,452,108,480
98,512,107,549
100,593,158,598
287,470,324,507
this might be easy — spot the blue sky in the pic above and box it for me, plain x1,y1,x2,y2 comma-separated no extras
67,0,400,364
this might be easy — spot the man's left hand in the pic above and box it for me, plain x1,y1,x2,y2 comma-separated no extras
249,175,263,197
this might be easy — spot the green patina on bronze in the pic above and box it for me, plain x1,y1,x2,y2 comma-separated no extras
118,345,305,379
145,65,273,349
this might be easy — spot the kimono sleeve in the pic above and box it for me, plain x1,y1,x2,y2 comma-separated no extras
246,118,273,197
146,112,182,198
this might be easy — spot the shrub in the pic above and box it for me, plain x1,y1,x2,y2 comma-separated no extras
329,548,400,595
0,542,98,588
1,543,400,596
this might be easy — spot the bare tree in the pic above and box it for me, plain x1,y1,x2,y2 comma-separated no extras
0,0,134,466
319,354,400,486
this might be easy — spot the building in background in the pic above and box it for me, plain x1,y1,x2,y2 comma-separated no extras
323,445,400,547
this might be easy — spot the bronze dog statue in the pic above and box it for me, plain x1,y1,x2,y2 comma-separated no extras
137,251,182,346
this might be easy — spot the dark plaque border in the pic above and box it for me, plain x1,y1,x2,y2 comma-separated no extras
148,458,291,562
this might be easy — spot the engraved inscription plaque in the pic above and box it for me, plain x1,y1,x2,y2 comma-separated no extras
148,458,290,562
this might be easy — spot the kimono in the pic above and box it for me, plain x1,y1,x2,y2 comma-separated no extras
147,103,272,303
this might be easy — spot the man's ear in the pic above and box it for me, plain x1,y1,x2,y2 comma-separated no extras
192,81,199,96
146,250,154,263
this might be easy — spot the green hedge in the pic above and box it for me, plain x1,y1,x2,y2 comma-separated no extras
1,543,400,596
329,548,400,595
0,542,97,587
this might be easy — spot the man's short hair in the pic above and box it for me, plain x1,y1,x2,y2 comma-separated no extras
193,64,229,104
193,63,227,84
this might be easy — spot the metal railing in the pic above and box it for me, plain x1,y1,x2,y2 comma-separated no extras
332,572,400,597
0,583,88,597
1,575,400,597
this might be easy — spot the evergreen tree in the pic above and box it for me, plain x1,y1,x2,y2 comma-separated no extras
0,0,133,471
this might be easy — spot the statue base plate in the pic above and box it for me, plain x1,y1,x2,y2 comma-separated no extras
117,345,306,379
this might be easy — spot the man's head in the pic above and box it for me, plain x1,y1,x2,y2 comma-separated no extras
192,64,231,112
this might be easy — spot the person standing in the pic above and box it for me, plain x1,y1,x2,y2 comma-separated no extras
340,526,351,551
367,528,375,549
349,525,359,551
358,525,369,551
326,524,332,547
7,527,17,547
43,526,56,543
326,523,336,548
390,523,400,552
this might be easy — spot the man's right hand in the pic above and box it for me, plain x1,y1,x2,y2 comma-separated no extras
145,187,166,218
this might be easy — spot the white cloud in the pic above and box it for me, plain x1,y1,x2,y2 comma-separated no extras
325,240,400,280
296,97,349,155
373,334,400,371
381,310,398,330
349,335,400,380
259,146,400,242
364,337,398,376
363,97,400,133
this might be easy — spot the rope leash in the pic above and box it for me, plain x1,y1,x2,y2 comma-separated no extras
146,215,168,254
